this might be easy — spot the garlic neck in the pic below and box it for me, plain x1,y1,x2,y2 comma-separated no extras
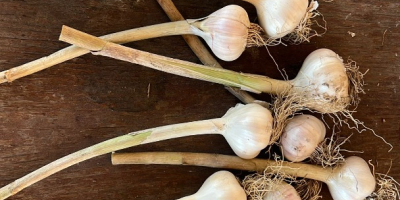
234,74,292,95
139,118,226,145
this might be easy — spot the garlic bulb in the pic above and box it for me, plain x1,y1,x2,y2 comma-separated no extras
280,115,326,162
221,103,273,159
189,5,250,61
327,156,376,200
291,48,350,113
263,182,301,200
244,0,308,38
178,171,246,200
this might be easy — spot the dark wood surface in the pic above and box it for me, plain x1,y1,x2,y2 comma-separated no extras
0,0,398,199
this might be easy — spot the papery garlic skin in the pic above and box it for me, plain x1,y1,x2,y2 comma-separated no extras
178,171,246,200
222,103,273,159
281,115,326,162
244,0,308,38
189,5,250,61
263,182,301,200
327,156,376,200
291,48,350,113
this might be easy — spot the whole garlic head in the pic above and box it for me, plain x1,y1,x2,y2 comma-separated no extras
178,171,246,200
188,5,250,61
327,156,376,200
222,103,273,159
281,114,326,162
291,48,350,113
263,182,301,200
244,0,308,38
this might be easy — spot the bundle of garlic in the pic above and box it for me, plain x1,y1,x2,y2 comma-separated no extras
0,1,388,200
0,103,272,199
57,23,380,200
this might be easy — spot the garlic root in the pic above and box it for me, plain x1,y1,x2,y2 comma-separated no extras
242,170,302,200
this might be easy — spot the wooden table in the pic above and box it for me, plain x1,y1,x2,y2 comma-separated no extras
0,0,398,199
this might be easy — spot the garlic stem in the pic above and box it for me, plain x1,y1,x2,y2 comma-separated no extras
0,103,272,199
0,20,193,83
59,26,290,94
111,152,329,181
111,152,376,200
156,0,257,104
60,26,350,113
0,120,222,200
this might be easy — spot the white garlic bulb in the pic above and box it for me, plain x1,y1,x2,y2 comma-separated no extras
327,156,376,200
263,182,301,200
189,5,250,61
178,171,246,200
221,103,273,159
281,115,326,162
244,0,308,38
291,48,350,113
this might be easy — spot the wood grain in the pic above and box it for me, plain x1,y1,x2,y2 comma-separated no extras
0,0,398,199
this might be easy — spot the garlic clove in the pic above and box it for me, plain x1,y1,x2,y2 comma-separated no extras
188,5,250,61
221,103,273,159
178,171,246,200
244,0,308,38
291,48,350,113
327,156,376,200
263,182,301,200
280,114,326,162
